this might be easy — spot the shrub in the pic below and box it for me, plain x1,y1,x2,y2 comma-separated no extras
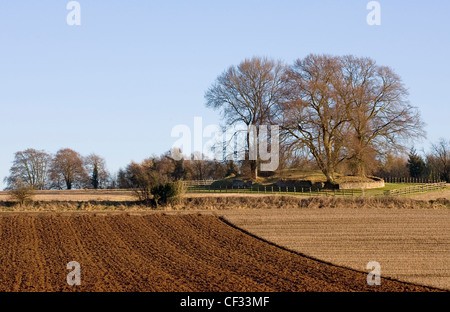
8,179,35,207
151,181,185,208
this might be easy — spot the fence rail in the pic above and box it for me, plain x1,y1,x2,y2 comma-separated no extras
187,185,368,197
186,182,448,197
382,177,443,184
183,180,217,187
387,183,447,196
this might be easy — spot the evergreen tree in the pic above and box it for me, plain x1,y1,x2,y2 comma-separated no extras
91,163,99,189
407,148,426,178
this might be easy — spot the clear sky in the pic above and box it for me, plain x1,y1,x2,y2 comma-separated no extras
1,0,449,189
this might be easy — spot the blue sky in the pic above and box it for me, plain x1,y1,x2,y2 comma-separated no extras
0,0,449,189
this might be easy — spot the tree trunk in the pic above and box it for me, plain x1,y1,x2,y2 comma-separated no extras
247,125,259,180
250,160,258,180
356,161,367,177
66,176,72,190
352,150,368,177
323,169,336,185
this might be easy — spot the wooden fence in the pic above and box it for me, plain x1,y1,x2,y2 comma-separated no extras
383,177,443,184
187,185,367,197
387,183,447,196
186,182,447,197
183,180,217,188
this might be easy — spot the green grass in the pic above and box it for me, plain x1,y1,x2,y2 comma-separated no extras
213,169,378,187
373,183,415,191
203,169,447,197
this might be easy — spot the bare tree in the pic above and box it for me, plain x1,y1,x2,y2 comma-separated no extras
116,168,132,189
4,149,51,190
374,153,410,179
8,178,35,207
430,138,450,182
280,54,350,184
84,154,109,189
127,159,159,202
340,55,425,176
205,57,287,179
49,148,87,190
280,54,425,183
190,152,208,180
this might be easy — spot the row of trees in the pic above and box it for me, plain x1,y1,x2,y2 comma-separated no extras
115,151,238,189
3,148,240,191
206,54,425,184
2,52,447,191
4,148,109,191
112,152,242,206
405,139,450,182
4,137,449,195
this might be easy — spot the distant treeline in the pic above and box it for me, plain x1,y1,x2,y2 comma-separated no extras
2,148,240,191
3,137,450,193
5,54,450,191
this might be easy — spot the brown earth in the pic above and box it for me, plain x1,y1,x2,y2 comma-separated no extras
222,209,450,290
0,213,442,292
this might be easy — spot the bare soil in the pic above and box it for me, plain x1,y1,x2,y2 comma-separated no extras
222,208,450,291
0,213,441,292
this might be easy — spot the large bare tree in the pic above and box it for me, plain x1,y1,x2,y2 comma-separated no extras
340,55,425,176
280,54,424,183
205,57,286,179
4,149,51,190
280,54,350,184
49,148,87,190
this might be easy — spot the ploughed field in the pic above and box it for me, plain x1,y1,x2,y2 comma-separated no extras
0,213,440,292
222,209,450,291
